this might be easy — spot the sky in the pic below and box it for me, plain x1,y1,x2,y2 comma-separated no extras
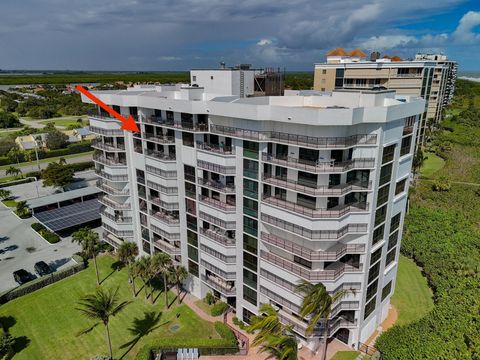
0,0,479,71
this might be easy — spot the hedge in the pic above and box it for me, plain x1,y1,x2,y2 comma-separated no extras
0,261,86,304
0,178,35,188
135,321,238,360
31,222,60,244
211,301,229,316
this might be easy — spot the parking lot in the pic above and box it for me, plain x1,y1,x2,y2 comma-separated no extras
0,204,82,293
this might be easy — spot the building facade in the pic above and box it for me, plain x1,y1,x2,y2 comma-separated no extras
313,49,456,147
82,80,424,350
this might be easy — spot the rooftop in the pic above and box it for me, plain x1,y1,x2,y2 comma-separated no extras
27,186,100,209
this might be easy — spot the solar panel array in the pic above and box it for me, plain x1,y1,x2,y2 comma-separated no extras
34,199,101,232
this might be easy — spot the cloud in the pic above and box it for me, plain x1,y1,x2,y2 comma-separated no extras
452,11,480,43
257,39,272,46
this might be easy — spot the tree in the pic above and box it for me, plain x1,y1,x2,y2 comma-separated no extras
5,166,21,178
6,148,25,164
117,241,138,296
295,280,350,360
132,257,153,301
0,137,16,157
41,162,74,189
168,265,188,304
0,331,15,357
15,201,29,218
45,129,68,150
0,189,11,200
258,332,298,360
72,228,102,285
151,252,172,307
76,287,131,360
0,112,20,128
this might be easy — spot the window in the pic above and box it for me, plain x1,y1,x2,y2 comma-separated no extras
390,213,401,232
372,225,384,246
187,230,198,247
243,308,255,324
370,247,382,265
184,165,196,182
379,164,393,186
377,184,390,207
322,69,327,74
400,136,412,156
192,76,197,82
188,245,198,262
243,234,258,254
182,132,194,147
244,179,258,198
243,285,257,305
368,262,380,284
244,159,258,179
243,197,258,218
243,252,257,272
294,256,312,269
366,279,378,301
364,296,376,319
386,248,396,266
321,88,325,91
382,281,393,300
395,179,407,195
188,260,199,277
187,214,197,230
243,141,259,159
243,269,257,289
210,76,214,80
375,205,387,226
388,231,399,251
185,181,196,199
244,216,258,236
297,193,316,210
382,144,396,164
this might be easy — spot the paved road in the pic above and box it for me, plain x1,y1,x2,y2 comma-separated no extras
0,204,82,293
0,153,93,177
19,118,47,129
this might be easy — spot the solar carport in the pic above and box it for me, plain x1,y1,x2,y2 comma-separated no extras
27,187,102,233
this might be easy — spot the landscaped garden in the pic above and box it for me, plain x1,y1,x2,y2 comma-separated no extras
0,255,228,359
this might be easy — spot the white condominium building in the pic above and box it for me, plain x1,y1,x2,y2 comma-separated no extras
81,71,424,350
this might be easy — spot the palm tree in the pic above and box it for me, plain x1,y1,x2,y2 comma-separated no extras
72,228,102,285
5,166,21,179
0,189,12,200
151,252,172,307
76,287,131,359
258,332,298,360
168,265,188,304
133,256,152,300
295,280,350,360
58,157,67,165
117,241,139,295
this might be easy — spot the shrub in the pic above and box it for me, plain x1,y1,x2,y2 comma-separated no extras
232,316,247,330
0,330,14,357
31,223,60,243
72,254,85,264
31,222,46,232
204,292,215,305
431,177,451,192
211,301,229,316
214,322,237,345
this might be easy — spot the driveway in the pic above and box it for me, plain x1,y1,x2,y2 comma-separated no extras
0,204,82,293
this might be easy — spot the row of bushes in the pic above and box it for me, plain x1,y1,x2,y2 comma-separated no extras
31,223,60,244
135,322,238,360
0,141,92,166
0,260,86,304
23,161,94,180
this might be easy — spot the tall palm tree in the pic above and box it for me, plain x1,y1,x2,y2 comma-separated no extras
76,287,131,359
117,241,138,296
295,280,350,360
168,265,188,304
72,228,102,285
258,331,298,360
5,166,21,178
133,256,152,300
151,252,172,307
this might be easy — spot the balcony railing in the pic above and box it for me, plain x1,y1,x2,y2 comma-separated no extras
149,210,180,225
262,153,375,173
260,232,365,261
200,260,236,280
197,160,236,175
200,228,236,247
199,212,237,230
262,175,372,196
198,178,235,193
93,154,127,167
144,133,175,144
210,124,377,148
144,116,209,132
260,250,362,281
196,142,235,156
148,196,179,211
153,239,181,255
103,223,134,238
151,224,181,241
96,180,129,195
201,275,236,296
145,165,177,179
144,149,176,162
98,195,131,209
199,195,236,212
95,169,129,182
92,139,125,152
262,195,369,219
100,210,132,224
261,213,367,240
88,126,124,136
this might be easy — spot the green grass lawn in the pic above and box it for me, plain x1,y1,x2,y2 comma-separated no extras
194,299,215,316
391,256,434,326
0,256,220,360
1,199,17,207
38,116,87,127
0,151,93,170
330,351,360,360
420,152,445,179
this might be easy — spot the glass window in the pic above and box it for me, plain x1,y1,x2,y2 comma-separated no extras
244,216,258,236
377,184,390,207
187,230,198,247
386,248,396,266
243,234,258,254
372,225,384,246
243,269,257,289
388,231,399,251
294,256,312,269
382,144,396,164
395,179,407,195
364,296,376,319
244,159,258,179
243,252,258,272
244,179,258,198
366,279,378,301
243,285,257,305
188,260,199,277
243,197,258,218
370,247,382,265
400,136,412,156
375,205,387,226
390,213,401,232
182,132,194,147
188,245,198,262
379,163,393,186
382,281,393,300
368,262,380,284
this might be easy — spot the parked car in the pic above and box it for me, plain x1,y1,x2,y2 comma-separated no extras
34,261,53,276
13,269,34,284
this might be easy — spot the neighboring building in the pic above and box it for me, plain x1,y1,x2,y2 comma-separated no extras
15,134,46,150
313,48,456,146
73,126,96,141
81,74,424,350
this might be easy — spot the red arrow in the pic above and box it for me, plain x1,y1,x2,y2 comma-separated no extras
76,85,140,133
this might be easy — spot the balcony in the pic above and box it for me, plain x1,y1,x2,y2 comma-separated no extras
103,223,134,238
197,160,236,175
93,154,127,167
199,195,236,212
262,195,369,219
146,181,178,195
149,210,180,225
260,250,362,281
95,170,129,182
145,165,177,179
98,195,131,210
100,210,132,224
88,126,124,136
144,149,176,162
201,274,236,296
198,178,235,193
196,142,235,156
199,211,237,230
153,238,181,256
199,228,236,247
200,260,236,280
144,133,175,144
262,153,375,173
96,180,129,196
260,232,365,261
262,174,372,196
144,116,209,132
92,139,125,152
210,124,377,148
148,196,179,211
